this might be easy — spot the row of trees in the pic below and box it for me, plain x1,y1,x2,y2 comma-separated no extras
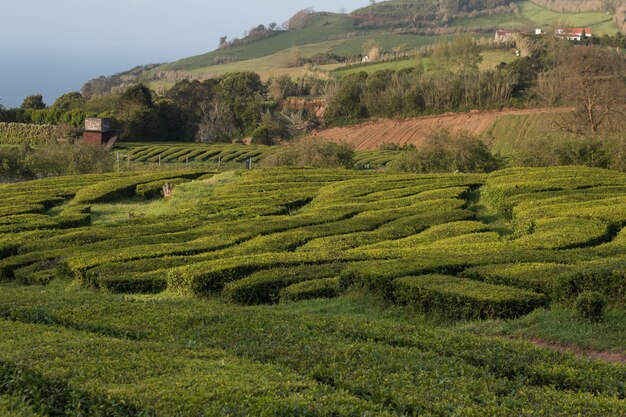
325,35,519,125
325,36,625,138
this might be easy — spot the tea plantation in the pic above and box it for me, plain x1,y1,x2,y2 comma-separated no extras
115,143,400,169
0,166,625,416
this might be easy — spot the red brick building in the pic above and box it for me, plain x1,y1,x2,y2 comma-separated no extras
83,118,118,147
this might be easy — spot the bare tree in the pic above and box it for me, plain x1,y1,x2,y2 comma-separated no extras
287,8,314,30
196,100,237,143
556,47,625,136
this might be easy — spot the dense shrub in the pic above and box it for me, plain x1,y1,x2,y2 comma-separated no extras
394,274,550,320
26,143,114,177
0,143,114,180
262,138,355,168
0,123,64,145
280,277,340,302
576,291,607,322
389,129,502,173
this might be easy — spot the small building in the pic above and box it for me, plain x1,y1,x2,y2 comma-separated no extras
555,27,593,41
495,29,517,42
361,55,371,64
83,118,118,147
535,28,543,35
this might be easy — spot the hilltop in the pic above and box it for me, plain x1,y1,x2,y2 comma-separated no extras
82,0,622,96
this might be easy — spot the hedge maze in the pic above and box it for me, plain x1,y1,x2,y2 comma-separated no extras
2,166,626,309
0,166,625,415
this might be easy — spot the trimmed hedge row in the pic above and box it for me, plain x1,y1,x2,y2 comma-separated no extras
393,275,550,320
71,170,210,204
280,277,340,303
223,264,344,305
135,178,191,199
461,262,576,295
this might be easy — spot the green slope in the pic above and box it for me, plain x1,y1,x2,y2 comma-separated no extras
156,1,617,74
87,1,619,95
160,13,356,71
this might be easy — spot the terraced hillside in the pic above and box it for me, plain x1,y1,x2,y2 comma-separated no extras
0,166,625,415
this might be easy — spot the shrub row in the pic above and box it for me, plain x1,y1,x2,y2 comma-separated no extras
460,262,576,295
222,264,344,305
71,170,210,204
393,275,550,320
135,178,191,199
280,277,341,303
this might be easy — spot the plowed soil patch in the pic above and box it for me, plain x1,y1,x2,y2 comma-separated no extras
311,107,571,151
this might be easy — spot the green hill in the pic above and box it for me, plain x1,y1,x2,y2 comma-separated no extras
82,0,620,95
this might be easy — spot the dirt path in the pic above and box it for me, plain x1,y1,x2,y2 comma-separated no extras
311,107,572,151
529,337,626,365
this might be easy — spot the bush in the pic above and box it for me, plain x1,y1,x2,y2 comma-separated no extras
25,142,114,177
394,275,549,320
222,264,343,305
0,122,63,145
388,129,502,174
262,138,355,169
576,291,607,322
280,277,340,302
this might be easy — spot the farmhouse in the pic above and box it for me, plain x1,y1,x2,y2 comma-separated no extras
495,29,517,41
555,27,593,41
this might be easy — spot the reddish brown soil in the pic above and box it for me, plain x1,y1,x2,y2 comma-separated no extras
528,338,626,365
311,107,572,151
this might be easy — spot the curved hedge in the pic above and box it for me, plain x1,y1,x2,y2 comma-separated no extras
393,275,550,320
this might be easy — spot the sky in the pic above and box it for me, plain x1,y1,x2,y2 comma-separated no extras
0,0,369,108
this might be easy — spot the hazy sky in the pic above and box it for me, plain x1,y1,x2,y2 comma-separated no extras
0,0,369,107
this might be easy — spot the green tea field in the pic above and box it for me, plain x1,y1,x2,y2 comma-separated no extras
115,143,401,169
0,166,625,415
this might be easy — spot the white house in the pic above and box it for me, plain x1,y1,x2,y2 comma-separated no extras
555,27,593,41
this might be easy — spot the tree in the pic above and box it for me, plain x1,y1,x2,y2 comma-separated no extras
324,74,368,125
288,8,314,30
52,92,85,111
21,94,46,110
196,99,237,143
216,72,265,135
268,75,297,100
552,47,625,136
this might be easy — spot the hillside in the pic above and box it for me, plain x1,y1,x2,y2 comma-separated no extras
82,0,620,96
310,107,572,150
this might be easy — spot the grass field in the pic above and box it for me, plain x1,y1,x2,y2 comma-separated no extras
332,50,517,77
455,1,617,35
0,165,625,415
